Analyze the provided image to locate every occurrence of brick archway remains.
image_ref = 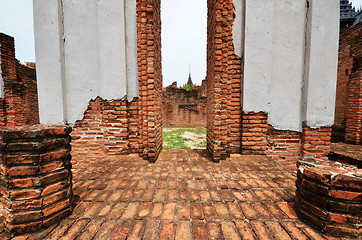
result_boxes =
[135,0,339,165]
[136,0,242,162]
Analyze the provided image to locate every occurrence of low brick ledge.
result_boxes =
[0,124,73,236]
[295,158,362,239]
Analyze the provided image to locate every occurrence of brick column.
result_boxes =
[0,33,26,126]
[137,0,163,162]
[296,158,361,238]
[345,58,362,144]
[301,123,331,160]
[207,0,240,161]
[0,125,73,235]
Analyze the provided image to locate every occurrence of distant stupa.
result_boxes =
[187,71,193,88]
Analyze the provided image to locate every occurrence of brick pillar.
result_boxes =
[0,125,73,235]
[241,112,268,155]
[0,99,5,127]
[301,123,331,160]
[0,33,26,126]
[137,0,163,162]
[207,0,239,161]
[345,57,362,144]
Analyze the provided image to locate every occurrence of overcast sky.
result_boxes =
[0,0,361,87]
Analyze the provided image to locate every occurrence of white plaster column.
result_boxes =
[232,0,244,58]
[125,0,139,100]
[269,0,306,131]
[33,0,66,124]
[302,0,340,128]
[98,0,128,100]
[243,0,274,113]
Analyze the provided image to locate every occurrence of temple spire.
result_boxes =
[187,67,193,88]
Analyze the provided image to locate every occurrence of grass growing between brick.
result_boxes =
[163,127,206,149]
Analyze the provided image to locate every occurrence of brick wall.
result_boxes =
[241,112,268,155]
[71,97,139,167]
[266,127,301,171]
[162,83,206,127]
[0,33,39,127]
[16,63,39,125]
[206,0,242,161]
[301,123,331,160]
[335,22,362,144]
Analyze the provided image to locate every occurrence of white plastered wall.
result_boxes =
[242,0,274,114]
[303,0,340,128]
[33,0,138,125]
[33,0,66,124]
[235,0,339,132]
[269,0,306,131]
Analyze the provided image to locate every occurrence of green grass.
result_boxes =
[163,127,206,149]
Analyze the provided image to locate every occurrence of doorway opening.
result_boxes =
[161,0,207,150]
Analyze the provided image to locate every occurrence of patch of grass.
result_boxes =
[163,127,206,149]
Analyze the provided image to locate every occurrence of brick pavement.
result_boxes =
[330,142,362,162]
[0,149,350,239]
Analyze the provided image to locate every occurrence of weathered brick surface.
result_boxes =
[242,112,268,155]
[0,125,73,236]
[0,149,337,239]
[330,142,362,168]
[335,22,362,144]
[296,158,362,239]
[137,0,162,162]
[301,123,332,160]
[0,33,39,127]
[162,82,206,127]
[207,0,242,161]
[71,97,140,167]
[266,127,301,171]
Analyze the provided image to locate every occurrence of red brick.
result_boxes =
[192,220,209,239]
[159,221,176,240]
[175,221,191,240]
[220,221,241,240]
[234,221,257,240]
[143,220,161,240]
[77,219,105,240]
[110,220,132,240]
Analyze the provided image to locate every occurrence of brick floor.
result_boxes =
[0,149,351,239]
[331,142,362,161]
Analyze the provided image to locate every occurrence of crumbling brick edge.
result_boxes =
[295,158,361,239]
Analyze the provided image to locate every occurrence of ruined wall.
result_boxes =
[34,0,162,162]
[162,84,206,127]
[71,97,139,167]
[0,33,39,127]
[335,22,362,144]
[34,0,339,163]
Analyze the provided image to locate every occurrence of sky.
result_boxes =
[0,0,361,87]
[161,0,207,87]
